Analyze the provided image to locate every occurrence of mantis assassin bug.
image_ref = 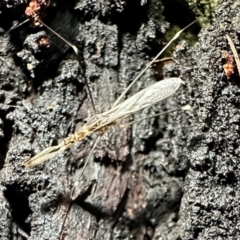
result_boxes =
[23,21,196,200]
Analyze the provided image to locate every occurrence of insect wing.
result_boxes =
[99,77,182,124]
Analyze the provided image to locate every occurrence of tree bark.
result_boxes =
[0,0,239,240]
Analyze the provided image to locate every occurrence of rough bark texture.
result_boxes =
[0,0,239,240]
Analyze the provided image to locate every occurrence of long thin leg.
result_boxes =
[59,135,101,239]
[70,135,101,200]
[59,201,73,240]
[7,19,97,116]
[40,21,97,116]
[112,20,197,107]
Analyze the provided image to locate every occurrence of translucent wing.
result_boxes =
[96,78,182,125]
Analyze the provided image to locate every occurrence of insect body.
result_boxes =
[23,77,182,168]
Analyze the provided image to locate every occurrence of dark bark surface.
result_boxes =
[0,0,239,239]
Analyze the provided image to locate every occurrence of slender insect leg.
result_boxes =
[112,20,197,107]
[70,135,102,200]
[40,21,98,116]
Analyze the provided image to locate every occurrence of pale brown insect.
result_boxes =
[20,19,196,239]
[23,20,196,171]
